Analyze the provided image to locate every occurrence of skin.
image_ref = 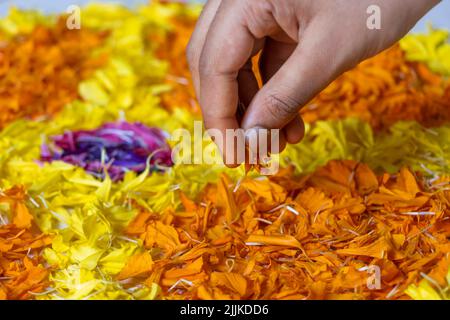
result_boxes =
[187,0,441,166]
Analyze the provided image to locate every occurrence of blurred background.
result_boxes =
[0,0,449,32]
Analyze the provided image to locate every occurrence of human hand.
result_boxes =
[187,0,440,166]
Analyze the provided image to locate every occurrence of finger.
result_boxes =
[246,127,287,166]
[237,61,258,123]
[237,39,265,122]
[198,1,255,166]
[259,38,296,84]
[259,39,302,145]
[241,25,346,131]
[276,130,287,154]
[283,115,305,144]
[186,0,222,99]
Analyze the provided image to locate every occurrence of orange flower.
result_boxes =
[117,251,154,281]
[151,15,200,114]
[0,186,52,300]
[121,160,449,300]
[0,186,33,229]
[0,186,51,300]
[300,45,450,130]
[0,18,107,128]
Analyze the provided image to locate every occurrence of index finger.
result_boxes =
[198,1,255,165]
[186,0,222,99]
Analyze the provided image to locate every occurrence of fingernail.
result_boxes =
[245,126,268,165]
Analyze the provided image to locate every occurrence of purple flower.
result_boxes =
[41,122,173,181]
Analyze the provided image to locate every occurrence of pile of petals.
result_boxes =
[0,18,108,129]
[41,122,173,181]
[0,186,52,300]
[281,118,450,176]
[300,42,450,130]
[0,2,449,301]
[155,16,200,114]
[400,27,450,76]
[406,269,450,300]
[121,160,450,300]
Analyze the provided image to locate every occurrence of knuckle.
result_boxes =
[265,92,300,121]
[243,0,275,37]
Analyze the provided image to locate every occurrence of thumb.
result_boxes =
[241,33,345,131]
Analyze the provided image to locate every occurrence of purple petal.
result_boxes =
[40,122,174,181]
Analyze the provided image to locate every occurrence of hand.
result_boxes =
[187,0,440,166]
